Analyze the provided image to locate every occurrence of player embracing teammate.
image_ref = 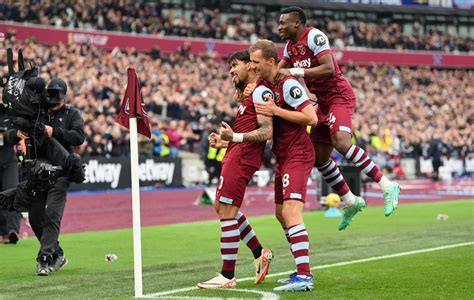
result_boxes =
[198,6,401,292]
[250,40,318,292]
[198,43,318,292]
[197,50,274,289]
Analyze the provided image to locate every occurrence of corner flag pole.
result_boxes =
[129,117,143,298]
[115,68,151,298]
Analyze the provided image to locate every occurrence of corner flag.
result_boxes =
[115,67,149,298]
[116,68,151,138]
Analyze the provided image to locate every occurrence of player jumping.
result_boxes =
[278,6,400,230]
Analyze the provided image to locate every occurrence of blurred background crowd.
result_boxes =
[0,1,472,180]
[0,0,472,52]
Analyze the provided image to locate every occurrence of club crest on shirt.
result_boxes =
[296,45,306,55]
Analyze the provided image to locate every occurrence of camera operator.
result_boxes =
[9,78,86,276]
[0,112,21,244]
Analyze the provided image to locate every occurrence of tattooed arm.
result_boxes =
[242,114,272,142]
[220,114,272,143]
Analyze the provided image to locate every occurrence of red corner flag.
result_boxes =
[115,68,151,138]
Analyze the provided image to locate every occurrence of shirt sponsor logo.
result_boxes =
[262,90,274,102]
[290,86,303,99]
[238,105,247,115]
[293,58,311,68]
[314,34,326,46]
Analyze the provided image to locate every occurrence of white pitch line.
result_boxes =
[141,288,275,299]
[143,241,474,298]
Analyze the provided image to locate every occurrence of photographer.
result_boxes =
[0,112,21,244]
[8,78,85,276]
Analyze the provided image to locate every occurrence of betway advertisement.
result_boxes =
[1,22,473,68]
[70,156,182,191]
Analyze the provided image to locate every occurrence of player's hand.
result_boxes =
[255,100,278,117]
[16,130,29,140]
[243,82,256,98]
[44,125,53,138]
[209,132,224,148]
[233,89,244,103]
[219,121,235,141]
[278,68,292,76]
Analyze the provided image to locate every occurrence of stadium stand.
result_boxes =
[0,1,472,52]
[1,36,471,175]
[0,1,472,180]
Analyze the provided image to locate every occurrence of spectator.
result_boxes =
[0,2,472,52]
[1,36,471,178]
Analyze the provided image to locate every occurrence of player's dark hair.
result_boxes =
[249,39,279,63]
[228,50,251,65]
[281,6,307,25]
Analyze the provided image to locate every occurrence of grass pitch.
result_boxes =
[0,200,473,299]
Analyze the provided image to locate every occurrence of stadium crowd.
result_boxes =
[0,1,472,52]
[1,37,472,175]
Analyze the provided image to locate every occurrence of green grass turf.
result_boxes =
[0,200,472,299]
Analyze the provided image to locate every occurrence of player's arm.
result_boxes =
[282,29,335,78]
[244,114,272,142]
[255,79,317,126]
[256,100,316,126]
[220,115,272,143]
[297,54,334,78]
[278,59,291,69]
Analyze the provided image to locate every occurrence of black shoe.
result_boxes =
[8,232,19,244]
[37,260,50,276]
[49,255,68,272]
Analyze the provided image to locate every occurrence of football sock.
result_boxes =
[288,223,311,276]
[236,211,263,259]
[220,218,239,279]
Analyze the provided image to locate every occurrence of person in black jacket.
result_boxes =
[9,78,85,276]
[0,113,21,244]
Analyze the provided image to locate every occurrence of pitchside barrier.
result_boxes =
[70,156,182,191]
[319,164,362,203]
[71,156,473,192]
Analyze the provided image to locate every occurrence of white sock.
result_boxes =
[341,191,356,206]
[378,175,394,191]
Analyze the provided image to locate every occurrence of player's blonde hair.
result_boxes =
[249,39,279,63]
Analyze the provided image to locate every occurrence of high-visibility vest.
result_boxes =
[216,148,226,162]
[161,133,170,156]
[207,146,226,161]
[207,146,218,160]
[370,135,382,149]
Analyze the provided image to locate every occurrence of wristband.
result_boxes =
[232,133,244,142]
[289,68,305,77]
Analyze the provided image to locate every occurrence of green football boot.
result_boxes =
[384,182,400,216]
[339,197,366,231]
